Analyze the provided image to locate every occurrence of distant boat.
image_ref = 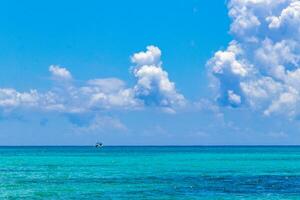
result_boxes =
[95,142,103,148]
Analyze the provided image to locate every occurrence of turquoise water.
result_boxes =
[1,146,300,199]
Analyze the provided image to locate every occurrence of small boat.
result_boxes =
[95,142,103,148]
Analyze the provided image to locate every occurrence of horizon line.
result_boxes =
[1,145,300,147]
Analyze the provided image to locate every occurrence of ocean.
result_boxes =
[0,146,300,199]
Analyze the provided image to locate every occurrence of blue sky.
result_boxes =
[1,0,300,145]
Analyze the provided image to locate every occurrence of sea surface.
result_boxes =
[0,146,300,199]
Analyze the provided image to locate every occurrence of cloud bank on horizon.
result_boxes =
[0,46,185,114]
[208,0,300,118]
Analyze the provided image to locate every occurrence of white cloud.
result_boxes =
[131,45,161,66]
[264,88,299,117]
[0,89,39,108]
[0,88,69,112]
[49,65,72,80]
[132,46,186,112]
[0,77,140,113]
[81,79,141,110]
[209,41,249,77]
[228,90,241,106]
[267,1,300,30]
[0,46,185,114]
[228,0,290,39]
[87,78,126,93]
[208,0,300,118]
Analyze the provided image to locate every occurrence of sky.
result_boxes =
[1,0,300,145]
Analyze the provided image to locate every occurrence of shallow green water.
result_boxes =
[1,146,300,199]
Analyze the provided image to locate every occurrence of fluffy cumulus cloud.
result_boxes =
[208,0,300,118]
[0,89,40,108]
[131,46,186,112]
[0,67,140,113]
[0,46,185,114]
